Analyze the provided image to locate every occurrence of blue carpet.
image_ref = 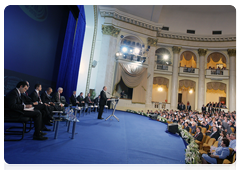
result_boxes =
[4,110,186,164]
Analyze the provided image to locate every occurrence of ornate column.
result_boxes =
[197,49,207,111]
[145,37,158,109]
[170,46,181,110]
[95,25,121,95]
[227,49,236,112]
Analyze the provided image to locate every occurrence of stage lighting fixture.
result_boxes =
[121,47,128,53]
[163,55,168,60]
[158,87,163,92]
[116,52,120,56]
[130,49,133,53]
[134,48,140,55]
[189,89,193,94]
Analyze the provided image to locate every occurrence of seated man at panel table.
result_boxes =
[41,87,65,112]
[84,93,94,111]
[29,83,54,126]
[76,92,85,107]
[52,87,66,108]
[21,82,52,128]
[5,81,48,140]
[69,91,80,106]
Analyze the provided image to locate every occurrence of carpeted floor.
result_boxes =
[4,109,186,164]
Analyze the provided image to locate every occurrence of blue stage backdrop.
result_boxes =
[4,5,69,94]
[56,5,86,102]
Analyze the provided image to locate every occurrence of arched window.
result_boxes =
[180,51,197,68]
[207,52,226,69]
[155,48,172,65]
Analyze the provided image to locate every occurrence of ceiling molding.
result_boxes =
[99,7,236,43]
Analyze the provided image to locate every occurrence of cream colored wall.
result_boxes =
[206,89,226,104]
[205,79,229,107]
[153,74,172,103]
[178,77,198,111]
[152,84,168,102]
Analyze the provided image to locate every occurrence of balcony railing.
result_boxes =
[154,64,172,73]
[179,67,199,77]
[205,69,229,79]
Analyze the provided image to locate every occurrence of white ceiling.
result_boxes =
[99,5,236,36]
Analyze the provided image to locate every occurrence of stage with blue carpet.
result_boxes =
[4,110,186,164]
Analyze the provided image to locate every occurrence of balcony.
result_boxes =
[205,69,229,79]
[154,64,172,75]
[179,67,199,77]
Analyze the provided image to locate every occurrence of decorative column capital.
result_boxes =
[147,37,158,47]
[172,46,181,54]
[102,25,121,37]
[227,49,236,57]
[198,49,207,56]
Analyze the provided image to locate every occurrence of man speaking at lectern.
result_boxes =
[98,86,110,120]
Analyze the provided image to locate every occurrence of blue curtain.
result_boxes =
[56,5,86,101]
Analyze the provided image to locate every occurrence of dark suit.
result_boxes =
[194,132,203,141]
[98,90,108,119]
[52,92,61,104]
[30,90,42,103]
[41,92,64,111]
[202,106,206,113]
[209,131,220,140]
[77,95,85,107]
[70,94,78,106]
[208,107,214,112]
[28,90,53,122]
[184,126,190,132]
[187,105,191,111]
[5,88,44,135]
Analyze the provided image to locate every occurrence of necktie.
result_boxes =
[38,92,42,102]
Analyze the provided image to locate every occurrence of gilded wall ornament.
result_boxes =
[172,46,181,54]
[102,25,121,37]
[198,49,207,56]
[147,37,158,47]
[227,49,236,57]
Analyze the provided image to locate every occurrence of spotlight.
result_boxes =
[189,89,193,94]
[134,48,140,55]
[129,49,133,53]
[163,55,168,60]
[158,87,163,92]
[116,52,120,56]
[121,47,128,53]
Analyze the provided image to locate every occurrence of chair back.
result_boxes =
[213,141,218,147]
[202,127,207,134]
[204,135,210,144]
[231,127,235,133]
[189,127,192,133]
[208,125,212,130]
[208,138,216,146]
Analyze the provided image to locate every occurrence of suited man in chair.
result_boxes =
[5,81,48,140]
[41,87,64,111]
[194,126,203,141]
[77,92,85,107]
[70,91,80,106]
[30,84,53,126]
[52,87,65,107]
[98,86,111,119]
